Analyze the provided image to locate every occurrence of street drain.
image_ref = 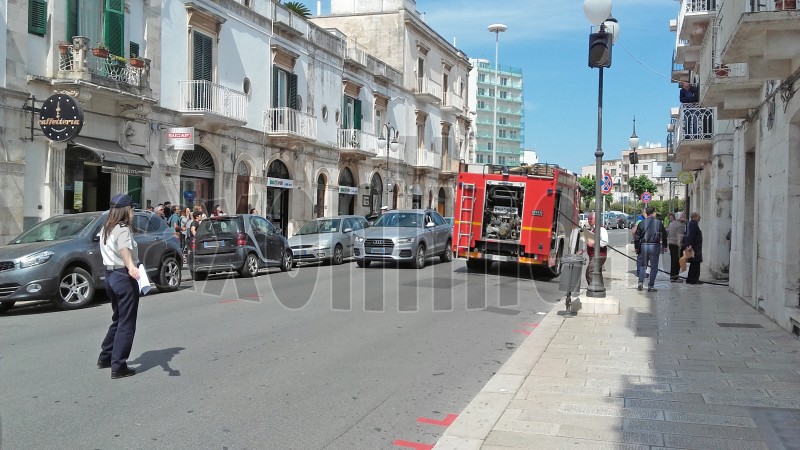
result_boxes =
[717,322,763,328]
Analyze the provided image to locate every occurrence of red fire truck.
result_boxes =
[453,163,581,276]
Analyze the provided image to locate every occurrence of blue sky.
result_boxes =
[300,0,680,173]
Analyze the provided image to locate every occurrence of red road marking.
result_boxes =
[393,440,433,450]
[246,294,260,299]
[520,323,539,327]
[514,329,532,335]
[417,413,458,427]
[219,299,241,304]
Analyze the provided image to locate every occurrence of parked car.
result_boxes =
[188,214,293,280]
[444,216,455,228]
[612,212,629,229]
[0,210,183,314]
[603,212,618,229]
[288,215,369,266]
[579,213,589,229]
[622,214,635,228]
[353,209,453,269]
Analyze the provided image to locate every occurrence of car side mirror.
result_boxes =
[426,222,436,228]
[344,228,353,233]
[93,233,101,242]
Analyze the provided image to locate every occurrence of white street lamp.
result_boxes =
[488,23,507,166]
[377,124,400,208]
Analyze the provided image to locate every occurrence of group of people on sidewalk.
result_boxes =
[578,207,704,292]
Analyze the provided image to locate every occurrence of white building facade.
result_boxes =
[0,0,470,244]
[670,0,800,332]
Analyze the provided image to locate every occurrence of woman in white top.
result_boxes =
[98,194,141,379]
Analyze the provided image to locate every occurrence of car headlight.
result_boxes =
[395,237,415,244]
[19,250,55,268]
[355,236,365,243]
[316,240,330,248]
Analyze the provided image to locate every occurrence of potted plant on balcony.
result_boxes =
[775,0,796,10]
[92,43,109,58]
[57,41,71,55]
[714,64,729,77]
[129,56,145,68]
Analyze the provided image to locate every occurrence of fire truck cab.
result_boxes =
[453,163,580,277]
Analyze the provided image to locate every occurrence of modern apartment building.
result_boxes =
[670,0,800,332]
[467,59,524,166]
[0,0,470,244]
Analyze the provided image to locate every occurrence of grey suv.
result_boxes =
[0,211,183,313]
[188,214,293,280]
[353,209,453,269]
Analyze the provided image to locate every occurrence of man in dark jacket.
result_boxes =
[634,206,668,292]
[684,212,703,284]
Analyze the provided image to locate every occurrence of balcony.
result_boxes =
[413,77,442,104]
[56,37,153,100]
[273,3,309,37]
[373,59,403,85]
[345,39,369,68]
[673,103,714,171]
[178,80,248,129]
[440,156,461,176]
[676,0,717,44]
[338,129,377,158]
[717,0,800,80]
[414,149,441,172]
[698,22,762,119]
[263,107,317,146]
[440,92,464,113]
[308,24,345,58]
[672,49,691,81]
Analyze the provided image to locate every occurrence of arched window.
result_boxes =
[316,174,327,218]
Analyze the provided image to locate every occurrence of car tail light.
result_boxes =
[236,233,246,247]
[191,239,196,250]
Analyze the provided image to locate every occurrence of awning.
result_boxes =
[70,137,151,168]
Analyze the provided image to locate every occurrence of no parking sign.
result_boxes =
[601,173,613,194]
[640,191,652,204]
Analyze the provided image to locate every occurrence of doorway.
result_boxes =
[338,167,356,215]
[180,146,216,214]
[267,159,291,235]
[235,161,251,214]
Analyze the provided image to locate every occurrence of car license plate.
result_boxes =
[490,254,508,262]
[204,241,219,249]
[297,250,308,256]
[368,248,385,254]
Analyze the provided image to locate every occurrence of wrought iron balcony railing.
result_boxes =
[57,37,150,89]
[676,103,714,142]
[178,80,248,123]
[263,107,317,140]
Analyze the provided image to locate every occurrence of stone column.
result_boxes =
[47,142,67,216]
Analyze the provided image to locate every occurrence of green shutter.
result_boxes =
[129,42,140,58]
[353,99,362,130]
[29,0,48,37]
[104,0,124,56]
[67,0,78,41]
[288,73,298,110]
[272,67,279,107]
[193,32,212,81]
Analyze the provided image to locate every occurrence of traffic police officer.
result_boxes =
[97,194,141,379]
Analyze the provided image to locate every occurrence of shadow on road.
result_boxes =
[129,347,185,376]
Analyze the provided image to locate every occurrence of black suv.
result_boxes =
[0,211,183,313]
[188,214,293,280]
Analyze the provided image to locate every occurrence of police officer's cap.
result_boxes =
[110,194,136,208]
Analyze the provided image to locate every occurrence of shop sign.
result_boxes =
[166,127,195,151]
[39,94,84,142]
[183,191,196,201]
[652,162,682,178]
[338,186,358,195]
[267,177,293,189]
[101,165,151,177]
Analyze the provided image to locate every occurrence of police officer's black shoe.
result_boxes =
[111,367,136,379]
[97,360,111,369]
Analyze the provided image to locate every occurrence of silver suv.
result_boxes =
[353,209,453,269]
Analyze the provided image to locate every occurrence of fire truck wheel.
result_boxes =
[440,240,453,263]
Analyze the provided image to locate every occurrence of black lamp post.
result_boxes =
[377,124,400,208]
[584,0,619,299]
[629,116,640,208]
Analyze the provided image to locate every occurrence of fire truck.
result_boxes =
[453,163,581,276]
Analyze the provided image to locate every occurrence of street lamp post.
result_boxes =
[488,23,507,166]
[584,0,619,299]
[628,116,639,210]
[377,124,400,208]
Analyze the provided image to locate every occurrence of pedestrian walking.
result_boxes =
[685,212,704,284]
[634,206,668,292]
[631,208,647,278]
[583,212,608,287]
[667,212,687,282]
[98,194,141,379]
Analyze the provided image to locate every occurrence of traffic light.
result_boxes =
[629,152,639,165]
[588,31,612,68]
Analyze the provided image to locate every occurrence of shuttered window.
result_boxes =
[29,0,48,37]
[272,67,298,109]
[129,42,140,58]
[104,0,124,56]
[193,32,213,82]
[67,0,79,40]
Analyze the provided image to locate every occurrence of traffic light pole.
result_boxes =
[587,67,606,298]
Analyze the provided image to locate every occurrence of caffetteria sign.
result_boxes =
[38,94,84,142]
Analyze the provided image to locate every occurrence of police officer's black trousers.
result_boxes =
[99,269,140,372]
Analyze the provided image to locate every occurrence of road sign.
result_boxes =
[640,191,652,204]
[601,173,613,194]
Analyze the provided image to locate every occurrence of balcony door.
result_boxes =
[272,67,298,131]
[192,31,213,110]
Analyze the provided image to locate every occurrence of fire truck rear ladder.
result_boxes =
[456,183,476,256]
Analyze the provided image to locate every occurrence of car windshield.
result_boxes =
[295,219,341,235]
[372,212,424,228]
[197,217,242,236]
[11,214,98,244]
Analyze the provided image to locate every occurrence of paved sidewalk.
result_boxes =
[433,247,800,450]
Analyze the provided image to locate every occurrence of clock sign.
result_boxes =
[38,94,84,142]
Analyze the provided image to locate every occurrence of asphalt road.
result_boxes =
[0,257,565,449]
